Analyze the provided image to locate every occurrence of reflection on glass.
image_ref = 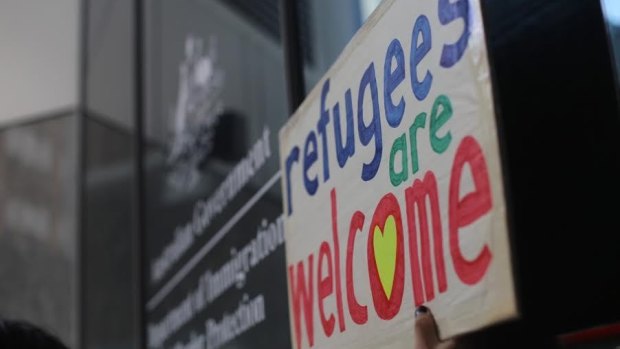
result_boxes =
[360,0,382,20]
[602,0,620,83]
[302,0,381,91]
[83,116,137,349]
[0,115,77,347]
[602,0,620,26]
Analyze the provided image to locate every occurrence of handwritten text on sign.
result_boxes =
[279,0,516,348]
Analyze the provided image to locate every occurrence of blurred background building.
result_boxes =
[0,1,383,348]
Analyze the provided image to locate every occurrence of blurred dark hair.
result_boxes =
[0,319,68,349]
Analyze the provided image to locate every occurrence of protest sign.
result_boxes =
[279,0,517,347]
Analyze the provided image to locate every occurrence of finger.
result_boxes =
[438,340,457,349]
[414,306,440,349]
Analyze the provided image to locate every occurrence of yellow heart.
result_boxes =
[373,215,397,299]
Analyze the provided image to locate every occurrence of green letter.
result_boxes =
[430,95,453,154]
[389,134,409,186]
[409,112,427,175]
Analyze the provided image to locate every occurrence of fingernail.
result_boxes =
[415,306,428,317]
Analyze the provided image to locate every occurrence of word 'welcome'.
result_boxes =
[288,136,493,349]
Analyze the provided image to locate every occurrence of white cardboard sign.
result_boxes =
[279,0,517,348]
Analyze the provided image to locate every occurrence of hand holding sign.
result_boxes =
[414,307,457,349]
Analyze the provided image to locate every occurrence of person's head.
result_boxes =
[0,319,68,349]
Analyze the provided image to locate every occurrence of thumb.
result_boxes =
[414,307,456,349]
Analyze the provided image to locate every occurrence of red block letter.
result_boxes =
[346,211,367,324]
[318,242,335,337]
[289,255,315,348]
[405,171,447,304]
[367,193,405,320]
[330,189,346,332]
[449,136,493,285]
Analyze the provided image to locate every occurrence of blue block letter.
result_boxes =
[357,63,383,181]
[438,0,470,68]
[410,15,433,101]
[384,39,406,127]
